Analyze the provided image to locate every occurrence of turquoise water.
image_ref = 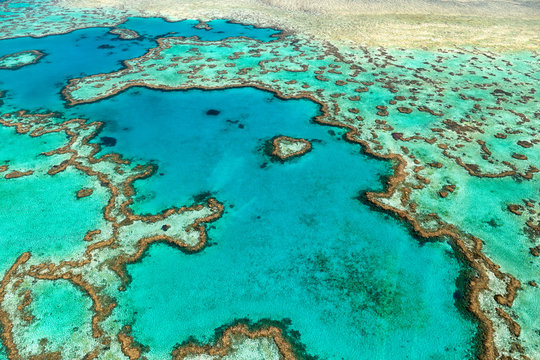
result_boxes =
[0,123,108,276]
[0,17,480,359]
[74,87,478,359]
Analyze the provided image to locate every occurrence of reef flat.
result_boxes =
[0,0,538,359]
[0,50,44,70]
[0,0,131,39]
[269,136,312,161]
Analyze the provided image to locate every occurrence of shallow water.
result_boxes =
[0,167,107,275]
[13,279,95,355]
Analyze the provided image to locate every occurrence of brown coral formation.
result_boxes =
[4,170,34,179]
[109,27,140,40]
[270,135,312,161]
[172,324,295,360]
[117,326,143,360]
[76,188,94,199]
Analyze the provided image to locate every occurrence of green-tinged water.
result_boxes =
[0,169,107,272]
[0,120,108,275]
[12,279,96,356]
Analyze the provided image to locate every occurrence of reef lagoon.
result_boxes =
[0,0,538,359]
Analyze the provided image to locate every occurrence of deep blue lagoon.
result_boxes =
[73,86,477,359]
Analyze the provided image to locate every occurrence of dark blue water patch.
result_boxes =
[72,86,478,359]
[99,136,117,146]
[206,109,220,115]
[116,17,281,42]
